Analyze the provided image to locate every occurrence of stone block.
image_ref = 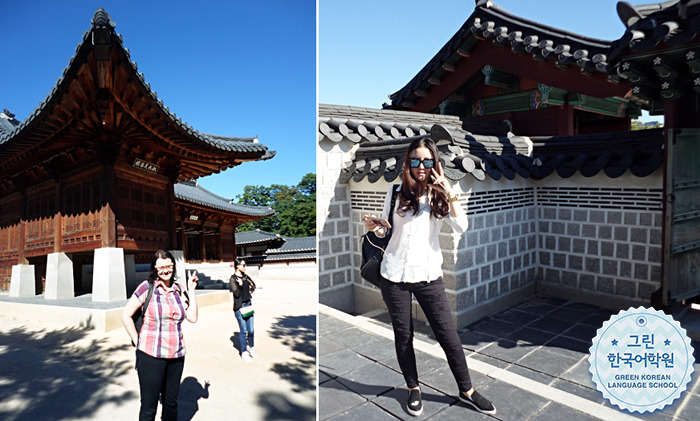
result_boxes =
[559,237,571,252]
[9,265,35,297]
[585,257,601,273]
[582,224,596,238]
[631,228,648,243]
[92,248,127,302]
[616,243,630,259]
[587,240,599,255]
[601,242,615,257]
[614,227,629,241]
[634,263,649,281]
[607,212,622,224]
[566,223,580,236]
[45,252,74,300]
[568,255,583,270]
[573,239,586,253]
[616,279,636,297]
[553,253,566,268]
[558,208,572,221]
[598,225,612,239]
[574,210,588,222]
[590,210,605,223]
[632,245,646,260]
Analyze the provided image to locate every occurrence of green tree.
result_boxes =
[236,173,316,237]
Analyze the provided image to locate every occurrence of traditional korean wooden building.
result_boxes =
[0,9,274,298]
[319,0,700,324]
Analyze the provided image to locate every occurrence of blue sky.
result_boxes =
[319,0,658,122]
[1,0,316,199]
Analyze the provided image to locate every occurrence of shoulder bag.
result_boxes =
[360,185,399,287]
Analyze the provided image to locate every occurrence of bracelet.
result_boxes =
[447,195,458,203]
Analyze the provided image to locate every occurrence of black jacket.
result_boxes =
[229,273,256,311]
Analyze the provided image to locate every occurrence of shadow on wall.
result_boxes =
[0,325,135,421]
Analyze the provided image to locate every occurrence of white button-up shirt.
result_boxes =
[379,185,469,283]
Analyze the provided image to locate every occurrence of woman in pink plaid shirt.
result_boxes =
[122,250,199,421]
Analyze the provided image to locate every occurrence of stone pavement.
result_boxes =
[319,296,700,420]
[0,276,316,421]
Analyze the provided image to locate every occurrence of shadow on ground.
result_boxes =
[257,391,316,421]
[178,376,210,421]
[0,324,135,421]
[267,314,316,393]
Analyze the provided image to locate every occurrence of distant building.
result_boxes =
[235,230,316,266]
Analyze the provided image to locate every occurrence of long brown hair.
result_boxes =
[397,137,449,218]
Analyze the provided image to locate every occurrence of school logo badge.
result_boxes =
[588,307,694,413]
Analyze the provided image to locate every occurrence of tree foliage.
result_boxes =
[235,173,316,237]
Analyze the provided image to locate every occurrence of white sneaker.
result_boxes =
[241,351,253,363]
[248,347,257,359]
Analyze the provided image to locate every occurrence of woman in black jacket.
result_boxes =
[230,258,257,362]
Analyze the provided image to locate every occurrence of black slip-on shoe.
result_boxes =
[459,390,496,415]
[407,388,423,416]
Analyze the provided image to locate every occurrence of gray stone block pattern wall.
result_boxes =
[351,187,539,320]
[319,185,355,310]
[536,186,663,304]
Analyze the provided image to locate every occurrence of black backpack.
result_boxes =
[132,281,155,339]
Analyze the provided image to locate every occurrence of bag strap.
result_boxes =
[142,281,155,313]
[387,184,399,227]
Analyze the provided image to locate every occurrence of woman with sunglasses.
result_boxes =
[363,137,496,416]
[230,258,257,362]
[121,249,199,421]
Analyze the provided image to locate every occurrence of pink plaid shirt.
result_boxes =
[134,280,187,359]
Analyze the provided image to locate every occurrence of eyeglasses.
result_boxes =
[239,263,246,266]
[409,158,435,169]
[155,265,173,273]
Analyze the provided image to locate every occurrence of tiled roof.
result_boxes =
[0,110,20,137]
[174,181,275,217]
[319,104,510,144]
[0,8,273,163]
[264,253,316,262]
[234,230,283,246]
[321,104,663,182]
[389,1,620,110]
[266,236,316,254]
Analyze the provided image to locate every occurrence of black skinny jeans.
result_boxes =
[136,350,185,421]
[380,277,472,393]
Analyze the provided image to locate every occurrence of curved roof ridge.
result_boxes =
[483,1,613,46]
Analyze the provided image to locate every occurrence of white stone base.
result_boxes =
[92,248,127,302]
[45,253,74,300]
[169,250,186,286]
[9,265,35,297]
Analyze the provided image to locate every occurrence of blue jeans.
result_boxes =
[235,302,255,352]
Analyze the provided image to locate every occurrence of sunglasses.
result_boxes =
[409,158,435,169]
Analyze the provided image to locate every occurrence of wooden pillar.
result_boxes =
[18,190,27,264]
[200,227,207,262]
[166,182,177,250]
[216,224,223,261]
[54,178,63,253]
[100,164,116,247]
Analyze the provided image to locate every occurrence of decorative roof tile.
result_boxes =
[321,104,663,182]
